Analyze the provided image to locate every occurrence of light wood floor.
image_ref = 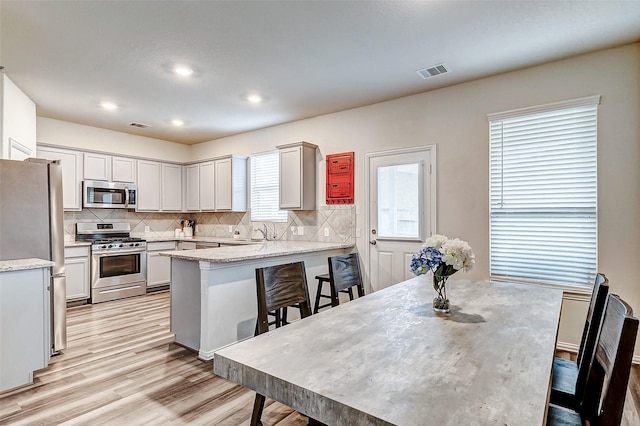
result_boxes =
[1,291,639,425]
[0,291,306,425]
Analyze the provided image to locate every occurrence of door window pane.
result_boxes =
[377,163,420,238]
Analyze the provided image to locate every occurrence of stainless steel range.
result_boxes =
[76,223,147,303]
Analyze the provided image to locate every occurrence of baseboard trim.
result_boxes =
[556,341,640,365]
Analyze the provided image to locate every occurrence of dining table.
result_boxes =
[213,275,563,425]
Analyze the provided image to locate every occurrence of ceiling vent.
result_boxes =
[129,122,151,129]
[416,63,449,79]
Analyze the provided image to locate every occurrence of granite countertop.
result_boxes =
[64,236,254,247]
[64,240,92,247]
[0,258,55,272]
[160,240,354,263]
[143,235,255,245]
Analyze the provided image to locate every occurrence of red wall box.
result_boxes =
[326,152,354,204]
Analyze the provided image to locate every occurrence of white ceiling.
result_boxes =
[2,1,639,145]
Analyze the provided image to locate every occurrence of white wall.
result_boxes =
[2,75,36,159]
[190,43,640,354]
[37,117,191,163]
[37,43,640,356]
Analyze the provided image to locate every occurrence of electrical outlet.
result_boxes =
[144,226,150,233]
[324,227,330,237]
[292,226,297,235]
[228,225,233,232]
[298,226,304,236]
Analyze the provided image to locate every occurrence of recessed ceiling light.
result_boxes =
[247,94,262,104]
[100,101,118,110]
[174,66,193,76]
[171,119,184,126]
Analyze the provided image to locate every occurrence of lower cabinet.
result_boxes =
[0,266,51,392]
[64,246,90,302]
[147,241,176,290]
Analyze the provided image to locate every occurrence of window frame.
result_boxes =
[488,95,600,292]
[250,150,288,223]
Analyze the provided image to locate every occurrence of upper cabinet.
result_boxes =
[199,161,215,211]
[161,163,182,211]
[183,155,247,212]
[37,146,84,211]
[136,160,161,211]
[185,164,200,211]
[83,153,136,182]
[136,160,182,212]
[112,156,136,183]
[1,75,37,161]
[34,143,248,213]
[277,142,317,210]
[215,155,247,212]
[83,153,111,181]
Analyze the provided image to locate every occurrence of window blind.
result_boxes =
[489,98,599,289]
[250,151,288,222]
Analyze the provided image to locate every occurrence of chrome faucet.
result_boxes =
[254,223,268,240]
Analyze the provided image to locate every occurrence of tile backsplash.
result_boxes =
[64,205,355,243]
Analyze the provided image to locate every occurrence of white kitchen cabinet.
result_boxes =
[111,156,136,183]
[214,155,247,212]
[138,160,182,212]
[146,241,176,290]
[64,245,90,302]
[136,160,161,211]
[37,146,84,211]
[84,153,136,183]
[0,265,51,392]
[83,152,111,181]
[277,142,317,210]
[199,161,215,211]
[185,164,200,211]
[162,163,182,211]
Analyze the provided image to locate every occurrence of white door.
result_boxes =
[366,146,436,292]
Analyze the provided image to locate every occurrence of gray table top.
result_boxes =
[214,276,563,426]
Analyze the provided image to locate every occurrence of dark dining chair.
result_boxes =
[547,294,638,426]
[551,273,609,409]
[313,253,365,314]
[251,261,312,426]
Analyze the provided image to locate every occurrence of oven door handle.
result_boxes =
[124,186,130,208]
[92,248,145,256]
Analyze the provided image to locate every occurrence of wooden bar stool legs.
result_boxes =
[313,274,332,314]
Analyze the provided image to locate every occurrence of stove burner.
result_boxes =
[90,237,145,244]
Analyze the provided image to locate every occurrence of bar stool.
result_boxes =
[251,261,313,425]
[313,273,333,314]
[311,253,365,315]
[328,253,364,308]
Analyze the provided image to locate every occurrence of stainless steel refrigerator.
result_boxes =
[0,158,67,354]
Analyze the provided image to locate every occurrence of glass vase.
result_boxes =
[432,275,450,313]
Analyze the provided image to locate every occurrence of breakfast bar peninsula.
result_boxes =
[161,241,353,360]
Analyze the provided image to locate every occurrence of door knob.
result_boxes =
[369,240,377,245]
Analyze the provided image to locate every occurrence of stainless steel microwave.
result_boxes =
[83,180,137,209]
